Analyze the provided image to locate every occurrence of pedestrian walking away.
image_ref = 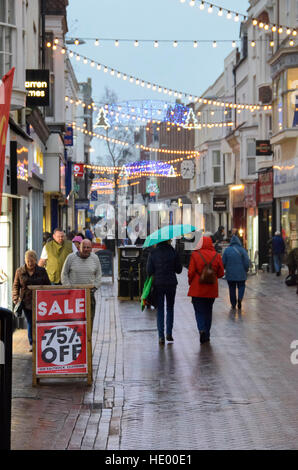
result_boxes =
[12,250,50,351]
[38,228,74,284]
[270,231,286,276]
[222,235,250,310]
[146,240,182,345]
[188,236,224,344]
[61,239,102,325]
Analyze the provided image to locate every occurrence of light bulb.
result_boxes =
[173,40,178,47]
[293,30,297,36]
[115,40,119,47]
[199,1,204,10]
[189,0,195,6]
[234,14,239,22]
[154,40,159,48]
[208,5,213,13]
[289,39,295,46]
[213,41,217,48]
[218,8,223,16]
[76,54,80,61]
[252,19,258,26]
[287,28,291,35]
[227,11,232,19]
[134,40,139,47]
[193,40,198,48]
[74,39,79,45]
[272,25,277,32]
[264,24,269,30]
[278,27,283,34]
[270,40,274,47]
[95,39,99,46]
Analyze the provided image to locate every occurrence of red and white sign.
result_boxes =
[35,289,88,376]
[73,163,84,178]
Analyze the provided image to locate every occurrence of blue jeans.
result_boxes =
[273,254,282,273]
[156,286,177,339]
[192,298,215,339]
[227,281,246,307]
[23,308,32,346]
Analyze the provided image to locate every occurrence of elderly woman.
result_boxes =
[13,250,50,351]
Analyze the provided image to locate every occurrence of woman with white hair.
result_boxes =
[13,250,50,351]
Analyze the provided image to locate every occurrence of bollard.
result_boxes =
[0,308,13,450]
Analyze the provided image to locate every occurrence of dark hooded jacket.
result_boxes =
[222,235,250,281]
[146,241,182,287]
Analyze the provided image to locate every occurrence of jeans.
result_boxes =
[273,253,282,273]
[23,308,32,346]
[156,285,177,339]
[227,281,246,307]
[192,297,215,339]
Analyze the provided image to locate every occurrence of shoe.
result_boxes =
[231,305,236,310]
[166,335,174,343]
[29,346,32,352]
[159,337,165,345]
[237,300,242,309]
[200,331,207,344]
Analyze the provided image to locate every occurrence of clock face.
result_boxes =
[181,160,195,179]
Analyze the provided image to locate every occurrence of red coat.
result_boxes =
[188,237,225,298]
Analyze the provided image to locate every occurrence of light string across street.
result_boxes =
[50,42,273,109]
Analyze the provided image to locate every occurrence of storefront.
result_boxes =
[258,168,275,269]
[244,182,258,262]
[274,158,298,251]
[230,185,246,246]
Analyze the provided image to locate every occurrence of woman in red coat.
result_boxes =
[188,236,224,344]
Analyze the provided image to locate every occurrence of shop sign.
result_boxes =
[213,197,227,212]
[33,288,91,380]
[64,126,73,146]
[32,144,43,177]
[258,169,273,204]
[274,158,298,198]
[75,199,90,210]
[256,140,272,156]
[244,182,257,208]
[73,163,84,178]
[146,177,159,195]
[25,69,50,107]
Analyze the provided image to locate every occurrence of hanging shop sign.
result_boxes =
[258,169,273,204]
[256,140,272,156]
[73,163,84,178]
[25,70,50,107]
[31,286,92,385]
[213,197,227,212]
[64,126,73,146]
[244,182,257,208]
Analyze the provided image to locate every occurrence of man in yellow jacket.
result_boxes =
[38,228,73,284]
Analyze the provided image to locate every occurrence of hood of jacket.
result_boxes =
[200,236,214,251]
[229,235,242,247]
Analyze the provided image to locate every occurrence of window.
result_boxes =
[0,0,15,78]
[212,150,221,183]
[247,138,256,176]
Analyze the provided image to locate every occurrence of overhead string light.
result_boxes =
[58,45,273,110]
[179,0,297,36]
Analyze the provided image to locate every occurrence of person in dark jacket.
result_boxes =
[222,235,250,310]
[147,240,182,345]
[188,236,224,344]
[271,231,285,276]
[13,250,51,351]
[212,225,225,253]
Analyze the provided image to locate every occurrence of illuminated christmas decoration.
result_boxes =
[95,107,110,129]
[183,108,200,129]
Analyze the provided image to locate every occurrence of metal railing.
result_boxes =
[0,308,13,450]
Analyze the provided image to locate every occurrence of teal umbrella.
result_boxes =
[143,224,196,248]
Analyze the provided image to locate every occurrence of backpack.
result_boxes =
[197,252,218,284]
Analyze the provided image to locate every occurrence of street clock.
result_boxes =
[181,159,195,179]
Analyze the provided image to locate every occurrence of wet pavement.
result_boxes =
[11,268,298,450]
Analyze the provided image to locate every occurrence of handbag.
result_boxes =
[13,300,24,317]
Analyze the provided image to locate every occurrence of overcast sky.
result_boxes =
[67,0,250,104]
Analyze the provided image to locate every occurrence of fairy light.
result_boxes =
[65,46,272,110]
[208,4,213,13]
[134,40,139,47]
[193,40,198,48]
[218,8,223,16]
[95,39,99,46]
[115,39,119,47]
[250,40,256,47]
[74,38,80,45]
[173,40,178,47]
[154,40,159,48]
[232,40,236,48]
[234,13,239,22]
[226,11,232,19]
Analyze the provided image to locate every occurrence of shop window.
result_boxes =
[287,68,298,128]
[212,150,221,183]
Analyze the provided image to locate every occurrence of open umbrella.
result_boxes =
[143,223,196,248]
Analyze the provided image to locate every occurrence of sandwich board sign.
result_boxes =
[31,285,93,385]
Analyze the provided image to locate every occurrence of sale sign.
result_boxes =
[33,288,91,382]
[36,322,87,375]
